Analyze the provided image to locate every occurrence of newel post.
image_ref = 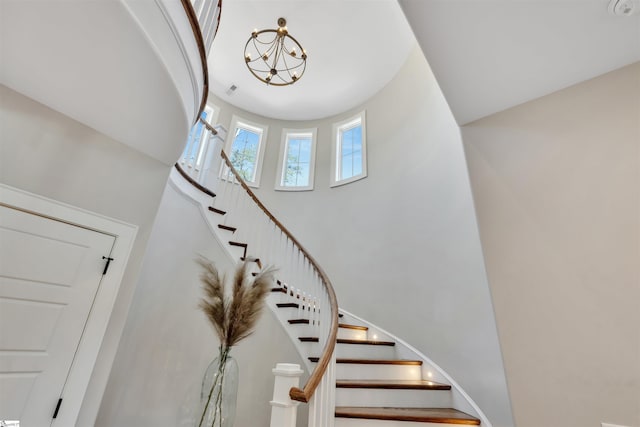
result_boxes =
[270,363,303,427]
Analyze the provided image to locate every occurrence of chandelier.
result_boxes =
[244,18,307,86]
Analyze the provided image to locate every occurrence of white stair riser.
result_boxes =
[299,342,397,359]
[277,306,317,319]
[338,328,368,340]
[335,388,452,408]
[335,419,476,427]
[286,323,323,340]
[336,343,396,360]
[336,363,422,381]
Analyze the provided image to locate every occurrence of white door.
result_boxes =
[0,204,116,427]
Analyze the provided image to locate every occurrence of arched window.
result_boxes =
[275,128,317,191]
[331,111,367,187]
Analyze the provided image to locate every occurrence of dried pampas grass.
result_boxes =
[198,257,276,348]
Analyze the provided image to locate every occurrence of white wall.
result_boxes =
[0,84,172,425]
[96,180,308,427]
[462,62,640,427]
[209,47,514,426]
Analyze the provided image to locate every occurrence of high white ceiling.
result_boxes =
[400,0,640,125]
[207,0,416,121]
[210,0,640,125]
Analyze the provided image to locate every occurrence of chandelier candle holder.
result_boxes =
[244,17,307,86]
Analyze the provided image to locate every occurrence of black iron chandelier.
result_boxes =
[244,18,307,86]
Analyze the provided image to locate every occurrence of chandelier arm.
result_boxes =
[279,43,305,80]
[263,41,279,69]
[270,35,286,73]
[253,30,278,45]
[279,45,292,76]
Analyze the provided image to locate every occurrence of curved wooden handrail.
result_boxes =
[199,117,218,135]
[174,163,216,198]
[219,150,339,403]
[180,0,212,124]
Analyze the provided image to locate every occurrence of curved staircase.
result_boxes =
[173,119,488,426]
[273,286,481,426]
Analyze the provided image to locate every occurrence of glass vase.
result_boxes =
[197,351,238,427]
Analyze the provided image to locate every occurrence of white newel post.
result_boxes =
[270,363,303,427]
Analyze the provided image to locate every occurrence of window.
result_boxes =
[201,103,219,125]
[223,115,268,187]
[276,128,317,191]
[331,111,367,187]
[181,104,217,170]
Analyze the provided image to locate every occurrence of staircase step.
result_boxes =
[335,379,453,408]
[271,287,287,293]
[339,339,396,360]
[336,378,455,409]
[338,339,395,346]
[340,323,368,331]
[309,358,423,381]
[339,323,368,340]
[300,337,397,359]
[336,380,450,390]
[228,241,247,248]
[208,206,226,215]
[335,407,480,425]
[309,358,421,365]
[289,319,310,325]
[217,224,236,233]
[298,338,395,346]
[277,303,300,309]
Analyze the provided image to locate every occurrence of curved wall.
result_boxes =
[95,180,308,427]
[1,0,198,165]
[208,46,514,426]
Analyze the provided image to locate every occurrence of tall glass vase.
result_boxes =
[197,349,238,427]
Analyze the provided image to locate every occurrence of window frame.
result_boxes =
[330,111,367,187]
[222,115,268,188]
[194,104,219,169]
[275,128,318,192]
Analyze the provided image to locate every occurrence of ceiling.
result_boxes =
[399,0,640,125]
[207,0,416,121]
[209,0,640,125]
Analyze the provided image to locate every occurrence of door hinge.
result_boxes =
[52,398,63,419]
[102,256,114,275]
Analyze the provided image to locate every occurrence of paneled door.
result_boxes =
[0,204,115,426]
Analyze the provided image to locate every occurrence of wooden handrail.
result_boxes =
[219,150,339,403]
[199,117,218,135]
[174,163,216,198]
[180,0,213,124]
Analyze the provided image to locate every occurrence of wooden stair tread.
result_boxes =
[217,224,236,232]
[271,287,287,293]
[309,357,422,365]
[338,338,395,346]
[298,337,395,346]
[277,303,300,308]
[228,241,247,248]
[336,379,451,390]
[208,206,226,215]
[339,323,368,331]
[335,407,480,425]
